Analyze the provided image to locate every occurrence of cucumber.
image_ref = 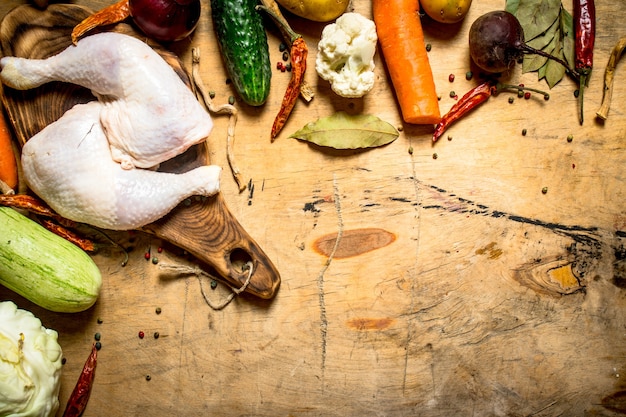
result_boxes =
[210,0,271,106]
[0,207,102,313]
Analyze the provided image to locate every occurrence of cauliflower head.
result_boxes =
[0,301,63,417]
[315,12,378,98]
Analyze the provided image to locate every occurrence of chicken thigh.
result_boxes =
[21,101,221,230]
[0,32,212,170]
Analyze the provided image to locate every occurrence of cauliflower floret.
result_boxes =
[0,301,63,417]
[315,13,378,98]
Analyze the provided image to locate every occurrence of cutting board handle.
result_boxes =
[143,193,280,299]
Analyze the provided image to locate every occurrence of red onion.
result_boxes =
[129,0,201,42]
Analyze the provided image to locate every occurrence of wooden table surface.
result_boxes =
[1,0,625,416]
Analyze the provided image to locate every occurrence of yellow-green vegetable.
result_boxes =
[0,207,102,313]
[421,0,472,23]
[275,0,349,22]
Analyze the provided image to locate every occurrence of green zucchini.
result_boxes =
[211,0,271,106]
[0,207,102,313]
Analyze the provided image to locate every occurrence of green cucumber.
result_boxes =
[0,207,102,313]
[211,0,271,106]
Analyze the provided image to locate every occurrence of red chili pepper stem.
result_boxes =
[577,72,589,124]
[496,83,550,99]
[256,5,299,44]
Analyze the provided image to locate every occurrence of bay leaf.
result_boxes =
[523,53,547,73]
[538,57,548,80]
[522,18,558,72]
[563,35,575,69]
[523,27,557,73]
[560,8,575,68]
[505,0,521,14]
[534,6,572,87]
[514,0,560,41]
[526,15,559,51]
[507,0,574,88]
[289,112,399,150]
[536,37,556,81]
[544,40,566,87]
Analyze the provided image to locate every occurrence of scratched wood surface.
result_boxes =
[0,0,625,416]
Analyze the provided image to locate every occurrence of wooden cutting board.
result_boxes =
[0,1,625,416]
[0,4,280,299]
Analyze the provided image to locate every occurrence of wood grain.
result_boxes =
[0,4,280,298]
[0,0,625,416]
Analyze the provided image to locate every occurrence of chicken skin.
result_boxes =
[1,32,212,170]
[0,32,221,230]
[20,101,221,230]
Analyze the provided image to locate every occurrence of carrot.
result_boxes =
[0,100,17,193]
[372,0,441,125]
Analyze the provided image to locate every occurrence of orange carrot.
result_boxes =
[373,0,441,125]
[0,102,17,192]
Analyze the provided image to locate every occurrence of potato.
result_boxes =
[276,0,349,22]
[421,0,472,24]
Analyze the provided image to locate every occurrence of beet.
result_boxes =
[469,10,572,74]
[130,0,201,42]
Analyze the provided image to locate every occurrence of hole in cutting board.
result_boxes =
[230,247,252,272]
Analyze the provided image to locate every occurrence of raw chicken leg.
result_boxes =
[0,32,212,170]
[21,101,221,230]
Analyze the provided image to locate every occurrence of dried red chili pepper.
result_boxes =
[0,194,97,251]
[257,1,308,141]
[0,194,59,219]
[40,219,96,252]
[71,0,130,45]
[433,81,550,142]
[62,344,98,417]
[271,36,307,140]
[433,81,495,142]
[574,0,595,125]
